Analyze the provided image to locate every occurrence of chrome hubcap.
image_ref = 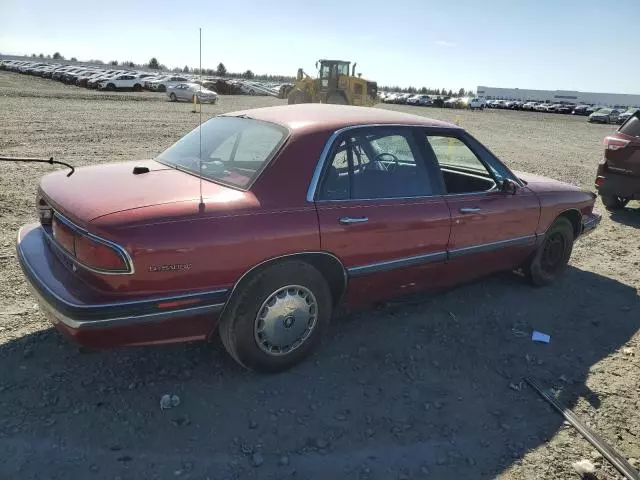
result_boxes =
[254,285,317,356]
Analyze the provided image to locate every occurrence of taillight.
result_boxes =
[75,234,128,272]
[50,213,131,273]
[603,136,629,151]
[52,216,76,254]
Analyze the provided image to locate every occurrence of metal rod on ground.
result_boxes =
[524,376,639,480]
[0,156,75,176]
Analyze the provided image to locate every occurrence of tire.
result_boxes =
[133,84,142,92]
[287,88,311,105]
[219,260,332,373]
[601,195,629,210]
[327,93,348,105]
[169,93,177,102]
[106,83,116,91]
[523,217,574,286]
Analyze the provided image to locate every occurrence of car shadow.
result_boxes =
[609,204,640,228]
[0,266,638,479]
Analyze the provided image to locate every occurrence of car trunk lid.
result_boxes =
[39,159,237,225]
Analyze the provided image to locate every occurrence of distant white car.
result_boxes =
[167,83,218,103]
[97,73,145,91]
[468,97,486,110]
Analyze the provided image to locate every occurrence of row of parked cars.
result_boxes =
[379,89,638,124]
[473,99,639,124]
[380,92,485,110]
[1,59,291,101]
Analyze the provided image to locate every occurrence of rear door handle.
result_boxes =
[339,216,369,225]
[459,207,481,214]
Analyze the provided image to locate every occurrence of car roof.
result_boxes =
[224,104,458,134]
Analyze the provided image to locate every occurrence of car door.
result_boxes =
[422,129,540,282]
[313,126,452,306]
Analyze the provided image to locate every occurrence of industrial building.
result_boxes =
[476,86,640,108]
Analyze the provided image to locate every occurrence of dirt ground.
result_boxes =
[0,71,638,480]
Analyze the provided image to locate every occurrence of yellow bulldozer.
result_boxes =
[280,59,378,106]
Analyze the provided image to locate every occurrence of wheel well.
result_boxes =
[227,253,347,309]
[558,209,581,238]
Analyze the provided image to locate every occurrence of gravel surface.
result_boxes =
[1,71,638,480]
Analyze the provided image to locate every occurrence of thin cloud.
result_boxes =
[436,40,456,47]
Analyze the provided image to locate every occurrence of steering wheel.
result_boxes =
[364,152,400,171]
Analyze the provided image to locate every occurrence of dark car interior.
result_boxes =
[320,132,496,200]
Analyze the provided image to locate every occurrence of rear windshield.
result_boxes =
[157,116,287,189]
[620,114,640,138]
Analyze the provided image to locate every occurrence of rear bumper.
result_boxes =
[17,223,227,348]
[595,163,640,199]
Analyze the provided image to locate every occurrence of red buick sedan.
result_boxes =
[17,104,600,372]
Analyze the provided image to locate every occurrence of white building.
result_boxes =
[477,86,640,108]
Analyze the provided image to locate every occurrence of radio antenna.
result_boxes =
[198,27,204,212]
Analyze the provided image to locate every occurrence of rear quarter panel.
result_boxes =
[88,130,329,296]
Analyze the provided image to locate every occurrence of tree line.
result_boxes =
[26,53,468,92]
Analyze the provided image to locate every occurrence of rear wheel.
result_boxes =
[106,83,116,91]
[219,261,332,373]
[133,84,142,92]
[523,217,574,286]
[601,195,629,210]
[169,93,177,102]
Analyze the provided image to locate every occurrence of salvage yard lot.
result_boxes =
[0,71,638,480]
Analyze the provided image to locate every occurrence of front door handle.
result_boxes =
[339,216,369,225]
[459,207,481,214]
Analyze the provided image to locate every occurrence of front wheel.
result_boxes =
[601,195,629,210]
[523,217,574,286]
[169,93,177,102]
[327,93,348,105]
[219,261,332,373]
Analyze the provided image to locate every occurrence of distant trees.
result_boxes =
[183,65,190,73]
[109,60,118,66]
[243,69,254,79]
[52,52,63,60]
[124,61,135,68]
[148,57,160,69]
[70,57,77,62]
[216,63,227,77]
[30,53,36,58]
[38,53,44,58]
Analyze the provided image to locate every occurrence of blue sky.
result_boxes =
[1,0,638,94]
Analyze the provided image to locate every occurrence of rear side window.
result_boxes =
[319,129,433,200]
[620,115,640,137]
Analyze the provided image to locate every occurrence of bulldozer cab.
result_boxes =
[317,60,350,92]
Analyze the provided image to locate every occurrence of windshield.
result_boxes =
[156,116,287,189]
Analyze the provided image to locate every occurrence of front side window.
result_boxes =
[319,129,432,200]
[157,117,287,189]
[426,136,497,194]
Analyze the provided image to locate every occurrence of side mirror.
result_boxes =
[501,178,518,195]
